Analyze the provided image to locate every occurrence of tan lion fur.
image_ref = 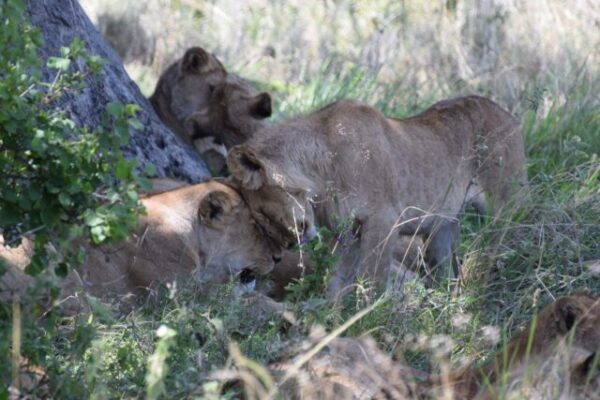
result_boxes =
[1,181,280,314]
[184,80,272,149]
[429,293,600,399]
[149,46,227,146]
[149,47,272,175]
[227,96,528,295]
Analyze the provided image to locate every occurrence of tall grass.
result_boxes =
[81,0,599,113]
[10,0,600,398]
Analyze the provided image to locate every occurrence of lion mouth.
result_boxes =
[239,268,256,293]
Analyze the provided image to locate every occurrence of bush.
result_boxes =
[0,0,145,394]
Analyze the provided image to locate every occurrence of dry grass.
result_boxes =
[81,0,599,113]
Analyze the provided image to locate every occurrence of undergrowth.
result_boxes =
[17,72,598,398]
[2,1,600,398]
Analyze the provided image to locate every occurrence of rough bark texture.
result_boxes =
[26,0,209,181]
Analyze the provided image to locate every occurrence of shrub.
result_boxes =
[0,0,145,394]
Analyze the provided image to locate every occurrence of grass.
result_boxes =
[14,82,598,396]
[5,0,600,398]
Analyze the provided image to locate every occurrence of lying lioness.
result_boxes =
[228,96,528,294]
[428,293,600,399]
[1,180,282,314]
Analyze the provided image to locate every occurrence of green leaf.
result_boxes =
[115,124,130,145]
[126,189,139,202]
[90,225,107,243]
[84,211,104,227]
[106,101,124,117]
[30,129,47,152]
[0,204,21,225]
[127,118,143,130]
[47,56,71,71]
[105,190,120,203]
[40,205,60,226]
[115,158,130,180]
[138,177,153,192]
[25,254,45,276]
[27,185,42,202]
[58,192,71,207]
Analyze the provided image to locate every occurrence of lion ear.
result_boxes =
[182,47,210,74]
[554,298,580,334]
[572,352,599,379]
[227,145,265,190]
[249,92,272,119]
[198,189,236,224]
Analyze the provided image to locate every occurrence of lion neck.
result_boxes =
[251,120,334,195]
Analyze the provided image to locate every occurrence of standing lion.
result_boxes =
[227,96,528,295]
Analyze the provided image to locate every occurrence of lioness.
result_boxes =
[429,293,600,399]
[227,96,528,294]
[1,180,282,313]
[149,47,272,174]
[149,46,227,146]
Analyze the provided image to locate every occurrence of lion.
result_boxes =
[184,80,272,175]
[149,46,227,146]
[428,293,600,399]
[227,96,528,295]
[149,47,272,174]
[184,80,272,149]
[1,180,282,314]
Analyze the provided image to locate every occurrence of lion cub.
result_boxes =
[228,96,529,295]
[149,47,271,174]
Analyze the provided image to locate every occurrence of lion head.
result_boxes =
[226,145,317,250]
[190,180,282,280]
[184,79,272,149]
[149,46,227,143]
[433,293,600,399]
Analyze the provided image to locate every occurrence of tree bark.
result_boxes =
[26,0,209,182]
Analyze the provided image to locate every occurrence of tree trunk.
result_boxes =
[26,0,209,182]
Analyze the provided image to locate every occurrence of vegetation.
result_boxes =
[0,0,146,396]
[2,0,600,398]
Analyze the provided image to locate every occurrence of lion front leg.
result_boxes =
[424,219,460,285]
[326,217,397,300]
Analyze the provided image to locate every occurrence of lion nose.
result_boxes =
[272,255,282,264]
